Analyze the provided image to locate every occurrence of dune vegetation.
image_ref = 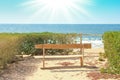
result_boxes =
[103,31,120,74]
[0,32,78,69]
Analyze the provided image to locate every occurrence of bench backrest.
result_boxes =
[35,43,91,49]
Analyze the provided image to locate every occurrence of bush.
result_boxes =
[0,35,19,69]
[19,35,38,55]
[18,32,78,55]
[99,52,105,61]
[103,31,120,74]
[0,32,77,54]
[100,68,107,73]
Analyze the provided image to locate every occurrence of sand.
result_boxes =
[26,48,104,80]
[0,48,120,80]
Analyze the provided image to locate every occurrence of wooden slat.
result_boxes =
[35,43,91,49]
[42,55,83,59]
[83,44,91,49]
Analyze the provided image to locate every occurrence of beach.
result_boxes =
[0,0,120,79]
[26,48,105,80]
[1,48,120,80]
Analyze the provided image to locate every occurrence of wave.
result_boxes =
[76,37,104,48]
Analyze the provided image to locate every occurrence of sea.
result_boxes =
[0,24,120,48]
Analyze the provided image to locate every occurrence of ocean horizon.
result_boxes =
[0,24,120,34]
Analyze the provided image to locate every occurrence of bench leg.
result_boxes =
[43,58,45,68]
[43,48,45,68]
[80,57,83,66]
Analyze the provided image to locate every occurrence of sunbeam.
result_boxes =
[21,0,93,23]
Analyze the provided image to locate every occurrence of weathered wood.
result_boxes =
[35,33,92,68]
[80,57,83,66]
[41,55,83,59]
[43,48,45,68]
[35,43,91,49]
[35,43,91,68]
[80,33,82,54]
[80,34,83,66]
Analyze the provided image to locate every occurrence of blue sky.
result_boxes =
[0,0,120,24]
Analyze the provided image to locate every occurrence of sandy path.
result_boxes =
[0,48,108,80]
[26,67,92,80]
[26,49,103,80]
[0,57,41,80]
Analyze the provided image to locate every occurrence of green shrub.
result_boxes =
[103,31,120,74]
[0,33,78,54]
[99,52,105,61]
[100,68,107,73]
[18,33,78,55]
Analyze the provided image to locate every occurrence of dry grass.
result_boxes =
[0,38,18,69]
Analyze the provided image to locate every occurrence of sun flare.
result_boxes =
[39,0,70,9]
[22,0,92,22]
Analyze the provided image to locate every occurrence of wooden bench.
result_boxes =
[35,43,91,68]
